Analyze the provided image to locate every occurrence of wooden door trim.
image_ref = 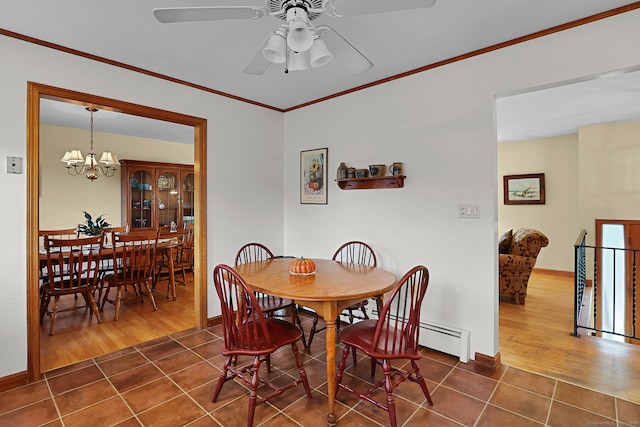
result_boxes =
[27,82,207,380]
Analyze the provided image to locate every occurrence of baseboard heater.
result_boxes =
[371,310,471,363]
[418,320,470,363]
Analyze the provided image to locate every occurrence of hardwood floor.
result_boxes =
[40,270,640,406]
[500,270,640,404]
[40,274,196,372]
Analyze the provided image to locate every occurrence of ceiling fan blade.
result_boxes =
[153,6,268,23]
[323,0,436,18]
[317,26,372,75]
[243,37,272,75]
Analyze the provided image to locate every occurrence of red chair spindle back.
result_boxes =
[213,264,272,353]
[235,243,274,266]
[372,266,429,356]
[332,241,377,267]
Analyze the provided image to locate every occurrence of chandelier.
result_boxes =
[60,107,119,181]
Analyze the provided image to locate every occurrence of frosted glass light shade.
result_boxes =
[310,38,333,67]
[288,51,310,71]
[262,32,286,63]
[286,8,313,53]
[287,19,313,52]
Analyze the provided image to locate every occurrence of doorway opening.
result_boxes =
[27,82,208,380]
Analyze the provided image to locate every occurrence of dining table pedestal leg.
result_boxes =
[304,299,340,426]
[326,315,338,426]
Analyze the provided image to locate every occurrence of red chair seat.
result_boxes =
[222,317,303,356]
[338,319,421,360]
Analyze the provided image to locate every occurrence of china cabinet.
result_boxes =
[120,160,195,230]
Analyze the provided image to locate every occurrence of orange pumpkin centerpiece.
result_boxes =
[289,257,316,276]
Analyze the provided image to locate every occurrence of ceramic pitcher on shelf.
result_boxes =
[389,162,403,176]
[337,162,348,179]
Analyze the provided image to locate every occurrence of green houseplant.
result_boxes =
[77,211,110,236]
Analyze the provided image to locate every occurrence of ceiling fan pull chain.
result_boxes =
[285,43,290,74]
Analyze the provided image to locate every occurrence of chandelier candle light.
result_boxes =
[60,107,120,181]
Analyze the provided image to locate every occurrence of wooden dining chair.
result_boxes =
[335,265,433,427]
[38,227,79,243]
[173,225,194,285]
[100,229,159,320]
[103,225,129,244]
[152,227,187,298]
[96,224,129,285]
[154,225,194,292]
[212,264,312,427]
[38,228,80,278]
[235,243,307,349]
[307,241,378,358]
[40,233,104,335]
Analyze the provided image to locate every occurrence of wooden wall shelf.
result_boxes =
[336,175,405,190]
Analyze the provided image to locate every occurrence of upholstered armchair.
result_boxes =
[498,228,549,304]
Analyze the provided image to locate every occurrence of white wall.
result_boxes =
[498,134,579,271]
[0,34,284,377]
[40,123,194,231]
[283,10,640,358]
[579,120,640,239]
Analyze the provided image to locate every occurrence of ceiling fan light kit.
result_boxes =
[263,29,287,63]
[286,7,314,52]
[153,0,436,75]
[288,51,310,71]
[309,37,333,67]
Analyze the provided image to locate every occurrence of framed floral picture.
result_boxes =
[503,173,545,205]
[300,148,328,204]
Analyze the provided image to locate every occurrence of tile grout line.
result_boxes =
[545,380,557,426]
[125,335,216,423]
[43,370,64,426]
[470,364,508,427]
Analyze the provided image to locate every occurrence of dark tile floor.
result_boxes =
[2,317,640,426]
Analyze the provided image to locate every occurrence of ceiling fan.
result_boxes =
[153,0,436,75]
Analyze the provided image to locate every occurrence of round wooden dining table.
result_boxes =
[233,257,397,426]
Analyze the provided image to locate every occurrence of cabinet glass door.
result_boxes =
[182,172,195,226]
[158,171,179,229]
[130,170,153,229]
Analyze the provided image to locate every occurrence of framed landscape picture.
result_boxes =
[503,173,545,205]
[300,148,327,204]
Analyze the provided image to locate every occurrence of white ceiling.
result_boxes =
[39,99,195,145]
[4,0,640,143]
[497,67,640,143]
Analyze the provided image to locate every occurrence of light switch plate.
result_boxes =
[458,203,480,219]
[6,156,22,174]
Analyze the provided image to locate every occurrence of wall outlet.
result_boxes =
[6,156,22,174]
[458,203,480,219]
